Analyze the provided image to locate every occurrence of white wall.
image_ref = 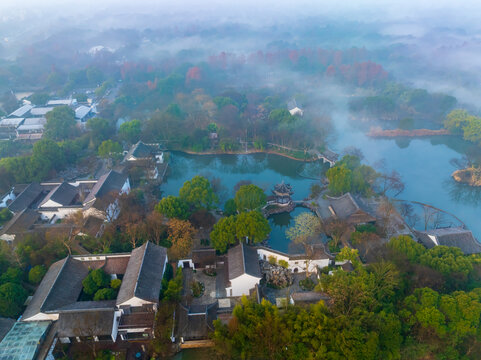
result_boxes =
[0,190,15,208]
[22,312,59,322]
[256,248,330,273]
[226,274,261,297]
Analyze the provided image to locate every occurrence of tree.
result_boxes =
[419,246,473,276]
[234,184,267,212]
[155,196,190,220]
[286,212,321,248]
[167,219,195,260]
[463,117,481,144]
[31,138,66,171]
[118,119,141,144]
[388,235,425,262]
[94,288,116,301]
[326,165,352,196]
[235,211,270,244]
[323,218,350,248]
[224,198,237,216]
[444,109,471,134]
[110,279,122,290]
[28,92,50,106]
[0,282,27,316]
[28,265,46,284]
[44,106,77,140]
[97,140,122,160]
[211,216,237,253]
[86,117,112,147]
[0,208,13,225]
[213,297,290,360]
[144,211,168,246]
[179,176,218,210]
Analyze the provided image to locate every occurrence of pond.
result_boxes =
[331,110,481,240]
[161,152,326,252]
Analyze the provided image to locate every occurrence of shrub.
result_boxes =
[28,265,46,284]
[299,277,316,291]
[110,278,122,290]
[191,281,205,298]
[94,288,117,301]
[268,256,277,265]
[278,260,289,268]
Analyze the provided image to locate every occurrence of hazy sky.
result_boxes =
[1,0,481,28]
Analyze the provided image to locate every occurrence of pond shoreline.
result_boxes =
[170,148,319,162]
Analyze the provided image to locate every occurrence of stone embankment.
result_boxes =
[452,167,481,187]
[367,127,450,138]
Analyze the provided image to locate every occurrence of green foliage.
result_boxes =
[0,268,22,285]
[213,96,236,109]
[235,210,270,244]
[326,164,352,196]
[163,267,183,302]
[388,235,426,262]
[299,277,315,290]
[82,268,110,295]
[419,245,473,276]
[82,273,99,295]
[0,208,12,225]
[309,183,323,198]
[223,198,237,216]
[93,288,117,301]
[444,109,481,144]
[118,119,141,144]
[28,92,50,106]
[190,281,204,298]
[44,106,77,141]
[268,255,277,265]
[0,282,27,318]
[97,140,122,159]
[155,195,190,219]
[87,117,112,147]
[234,184,266,212]
[28,265,46,284]
[210,216,237,253]
[110,278,121,290]
[269,108,295,124]
[207,122,218,133]
[444,109,472,135]
[278,259,288,268]
[179,175,218,210]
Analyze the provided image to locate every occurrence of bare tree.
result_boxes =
[422,206,439,231]
[377,198,398,238]
[322,218,351,248]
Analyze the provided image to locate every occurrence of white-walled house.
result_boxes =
[226,243,262,297]
[256,246,332,274]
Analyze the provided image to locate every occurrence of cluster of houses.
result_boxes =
[0,242,168,359]
[0,97,97,141]
[0,169,130,242]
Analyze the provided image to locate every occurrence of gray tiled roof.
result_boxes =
[116,242,167,305]
[0,209,39,236]
[57,310,114,338]
[227,243,261,280]
[8,183,44,213]
[415,227,481,255]
[84,170,128,205]
[39,182,78,207]
[124,141,152,160]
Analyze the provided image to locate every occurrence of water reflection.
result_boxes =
[445,179,481,206]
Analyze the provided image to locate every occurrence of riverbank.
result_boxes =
[170,148,319,162]
[367,127,450,138]
[452,167,481,187]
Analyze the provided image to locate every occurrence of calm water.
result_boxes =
[162,125,481,246]
[332,113,481,240]
[161,152,320,252]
